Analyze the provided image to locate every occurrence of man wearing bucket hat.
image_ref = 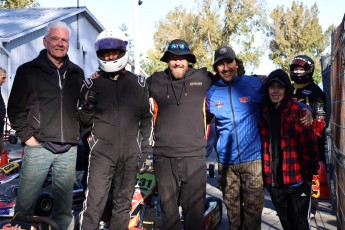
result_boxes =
[146,39,214,229]
[206,45,265,229]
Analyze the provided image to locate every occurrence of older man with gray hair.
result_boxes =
[8,21,84,229]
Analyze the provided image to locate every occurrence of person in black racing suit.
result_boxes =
[78,29,154,230]
[289,54,327,215]
[289,54,326,163]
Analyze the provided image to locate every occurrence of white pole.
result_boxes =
[134,0,140,75]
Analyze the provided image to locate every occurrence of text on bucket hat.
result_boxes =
[213,46,237,68]
[160,39,196,63]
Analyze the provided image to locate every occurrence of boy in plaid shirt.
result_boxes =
[259,69,319,230]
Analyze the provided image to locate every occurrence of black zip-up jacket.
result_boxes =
[147,67,213,156]
[8,49,84,144]
[77,71,154,154]
[293,81,326,162]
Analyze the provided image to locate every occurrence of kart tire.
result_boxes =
[204,196,222,226]
[34,193,53,216]
[208,163,215,178]
[9,134,18,144]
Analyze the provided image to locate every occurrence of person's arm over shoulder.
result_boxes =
[137,75,154,171]
[296,103,319,182]
[138,76,154,154]
[146,74,153,92]
[77,78,97,128]
[7,64,35,143]
[198,67,215,87]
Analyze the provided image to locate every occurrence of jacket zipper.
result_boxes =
[228,84,241,162]
[57,69,65,143]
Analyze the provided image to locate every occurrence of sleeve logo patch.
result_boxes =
[214,101,224,108]
[239,96,250,103]
[138,75,146,87]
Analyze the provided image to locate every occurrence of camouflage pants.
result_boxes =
[218,159,264,230]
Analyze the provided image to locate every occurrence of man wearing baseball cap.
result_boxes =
[147,39,214,230]
[207,46,313,228]
[206,45,265,229]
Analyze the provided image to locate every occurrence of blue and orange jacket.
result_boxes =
[259,100,319,185]
[206,74,264,164]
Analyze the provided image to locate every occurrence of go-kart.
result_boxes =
[0,159,21,185]
[0,215,61,230]
[0,159,54,218]
[99,160,222,229]
[0,159,84,219]
[0,159,24,217]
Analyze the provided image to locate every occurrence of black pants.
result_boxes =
[154,152,206,230]
[79,139,138,230]
[268,182,312,230]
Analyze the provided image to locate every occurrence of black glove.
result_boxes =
[138,152,153,173]
[83,90,97,112]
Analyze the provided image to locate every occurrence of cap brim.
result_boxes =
[213,56,236,70]
[265,78,286,87]
[160,50,196,63]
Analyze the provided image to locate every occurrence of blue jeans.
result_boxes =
[15,144,77,230]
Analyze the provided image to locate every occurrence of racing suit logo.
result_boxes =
[239,96,250,103]
[302,89,312,95]
[215,101,224,108]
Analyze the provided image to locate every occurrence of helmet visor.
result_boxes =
[95,38,128,52]
[290,58,307,68]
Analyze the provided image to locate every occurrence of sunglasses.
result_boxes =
[168,43,190,51]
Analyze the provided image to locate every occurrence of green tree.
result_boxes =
[0,0,39,8]
[267,1,332,83]
[218,0,267,72]
[119,24,135,59]
[143,3,221,75]
[142,0,266,76]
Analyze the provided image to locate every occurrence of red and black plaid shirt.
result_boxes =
[259,100,319,185]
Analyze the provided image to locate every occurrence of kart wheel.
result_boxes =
[204,196,222,227]
[9,134,18,144]
[208,164,215,178]
[34,193,53,216]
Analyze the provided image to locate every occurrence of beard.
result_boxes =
[170,66,188,79]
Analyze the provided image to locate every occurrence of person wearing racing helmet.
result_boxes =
[78,29,154,229]
[289,54,327,216]
[289,55,327,163]
[146,39,214,229]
